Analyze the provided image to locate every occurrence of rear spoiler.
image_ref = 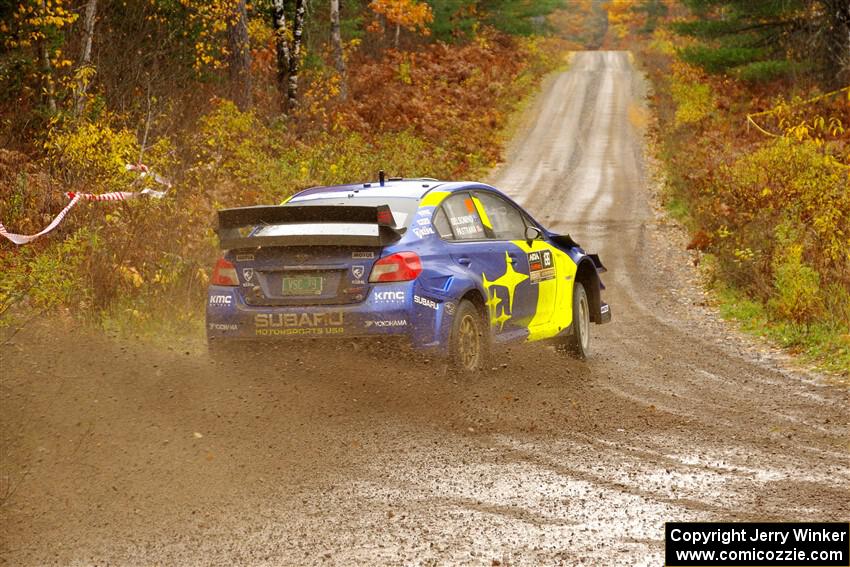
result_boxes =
[216,204,404,249]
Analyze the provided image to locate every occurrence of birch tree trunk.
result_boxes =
[73,0,98,118]
[227,0,253,110]
[272,0,290,104]
[286,0,307,110]
[330,0,346,99]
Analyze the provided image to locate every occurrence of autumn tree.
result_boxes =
[72,0,98,118]
[2,0,78,114]
[271,0,307,111]
[228,0,252,110]
[368,0,433,48]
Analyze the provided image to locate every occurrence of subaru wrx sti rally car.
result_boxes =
[207,176,611,370]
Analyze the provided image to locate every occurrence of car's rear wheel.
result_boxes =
[450,299,489,372]
[560,282,590,360]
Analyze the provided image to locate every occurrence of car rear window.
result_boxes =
[286,195,420,228]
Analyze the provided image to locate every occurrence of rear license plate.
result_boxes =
[282,275,323,296]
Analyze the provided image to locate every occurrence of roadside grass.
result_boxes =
[712,283,850,380]
[99,298,206,353]
[638,38,850,381]
[660,151,850,379]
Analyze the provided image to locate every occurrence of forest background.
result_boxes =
[1,0,847,373]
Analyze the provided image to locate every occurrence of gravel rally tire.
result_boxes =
[449,299,489,372]
[561,281,590,360]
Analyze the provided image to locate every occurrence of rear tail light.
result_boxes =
[211,257,239,286]
[369,252,422,283]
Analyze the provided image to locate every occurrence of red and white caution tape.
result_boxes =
[0,164,170,245]
[0,193,83,245]
[126,163,172,189]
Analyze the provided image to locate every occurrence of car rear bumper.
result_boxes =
[205,282,454,351]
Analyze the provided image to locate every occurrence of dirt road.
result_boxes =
[2,51,848,566]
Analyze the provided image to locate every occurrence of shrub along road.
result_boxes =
[1,51,848,566]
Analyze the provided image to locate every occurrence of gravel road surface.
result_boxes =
[2,50,847,566]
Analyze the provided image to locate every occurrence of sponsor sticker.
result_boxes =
[351,265,365,282]
[444,301,456,316]
[416,218,431,226]
[209,295,232,306]
[236,254,254,262]
[364,319,407,328]
[242,267,254,282]
[413,295,438,310]
[373,290,405,303]
[449,214,485,237]
[209,323,237,331]
[528,250,556,283]
[352,251,375,259]
[412,226,435,238]
[256,327,344,336]
[255,312,344,329]
[449,214,477,226]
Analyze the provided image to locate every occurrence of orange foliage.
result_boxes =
[298,31,562,176]
[368,0,434,37]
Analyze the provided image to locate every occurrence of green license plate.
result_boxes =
[282,275,323,296]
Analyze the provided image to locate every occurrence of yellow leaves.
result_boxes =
[46,116,140,192]
[5,0,78,51]
[180,0,246,72]
[604,0,636,40]
[733,247,755,262]
[369,0,434,36]
[669,62,716,126]
[118,265,144,289]
[397,61,412,85]
[779,116,845,145]
[196,267,209,286]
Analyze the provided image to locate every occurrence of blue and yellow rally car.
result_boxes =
[207,175,611,370]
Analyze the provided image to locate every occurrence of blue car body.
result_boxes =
[206,179,610,355]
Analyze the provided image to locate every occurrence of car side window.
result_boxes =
[441,193,487,240]
[431,207,453,239]
[473,191,527,240]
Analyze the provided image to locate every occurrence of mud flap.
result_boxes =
[597,302,612,324]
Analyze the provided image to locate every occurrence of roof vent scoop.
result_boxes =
[379,170,385,187]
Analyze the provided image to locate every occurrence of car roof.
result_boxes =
[289,179,499,203]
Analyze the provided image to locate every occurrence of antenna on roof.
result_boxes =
[379,170,385,187]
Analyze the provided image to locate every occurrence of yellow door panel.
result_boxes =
[511,240,577,341]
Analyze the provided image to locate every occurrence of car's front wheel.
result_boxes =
[449,299,489,372]
[560,281,591,360]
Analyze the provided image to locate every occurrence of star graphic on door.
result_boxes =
[482,252,528,329]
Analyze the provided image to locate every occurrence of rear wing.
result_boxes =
[216,204,404,249]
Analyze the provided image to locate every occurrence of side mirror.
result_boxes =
[525,225,542,245]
